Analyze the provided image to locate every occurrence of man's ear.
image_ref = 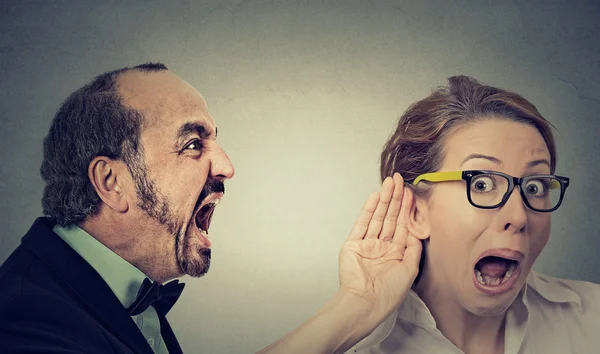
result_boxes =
[408,192,430,240]
[88,156,130,213]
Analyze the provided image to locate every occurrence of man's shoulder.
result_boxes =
[0,290,114,353]
[0,219,148,353]
[0,247,95,325]
[0,290,86,320]
[0,242,42,299]
[0,223,66,303]
[0,225,124,353]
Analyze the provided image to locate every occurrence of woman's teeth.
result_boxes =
[475,262,517,286]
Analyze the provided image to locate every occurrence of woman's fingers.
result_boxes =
[403,233,423,279]
[364,177,394,239]
[346,191,380,241]
[392,186,414,247]
[379,173,405,242]
[347,174,410,242]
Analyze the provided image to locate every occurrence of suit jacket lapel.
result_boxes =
[22,218,154,354]
[158,313,183,354]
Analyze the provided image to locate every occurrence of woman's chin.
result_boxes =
[463,281,525,317]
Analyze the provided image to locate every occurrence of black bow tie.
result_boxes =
[126,278,185,316]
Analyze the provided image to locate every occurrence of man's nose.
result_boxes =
[209,143,235,180]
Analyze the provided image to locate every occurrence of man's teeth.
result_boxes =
[475,262,517,286]
[208,198,221,206]
[198,227,211,240]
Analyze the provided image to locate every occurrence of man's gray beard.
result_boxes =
[129,157,210,277]
[177,233,211,278]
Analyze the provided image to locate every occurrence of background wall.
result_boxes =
[1,0,599,352]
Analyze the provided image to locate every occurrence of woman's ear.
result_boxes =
[88,156,129,213]
[408,191,430,240]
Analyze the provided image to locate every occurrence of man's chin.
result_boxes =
[178,248,211,278]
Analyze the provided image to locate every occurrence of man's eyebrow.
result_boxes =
[460,154,502,167]
[175,122,212,141]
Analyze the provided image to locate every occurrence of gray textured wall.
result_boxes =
[1,1,599,353]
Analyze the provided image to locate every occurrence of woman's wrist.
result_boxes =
[256,291,380,354]
[317,290,382,352]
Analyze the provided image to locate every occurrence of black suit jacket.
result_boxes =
[0,217,184,353]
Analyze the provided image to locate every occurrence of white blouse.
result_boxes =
[349,271,600,354]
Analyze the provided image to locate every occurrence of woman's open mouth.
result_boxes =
[473,249,524,295]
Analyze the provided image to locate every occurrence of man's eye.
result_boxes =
[184,140,203,151]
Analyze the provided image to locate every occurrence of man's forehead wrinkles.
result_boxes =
[115,71,216,142]
[176,121,210,139]
[170,99,204,116]
[138,98,203,128]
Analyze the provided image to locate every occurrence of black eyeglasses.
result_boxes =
[411,170,570,212]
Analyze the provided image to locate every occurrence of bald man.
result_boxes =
[0,63,420,354]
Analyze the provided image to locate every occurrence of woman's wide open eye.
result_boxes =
[525,179,548,197]
[470,175,496,193]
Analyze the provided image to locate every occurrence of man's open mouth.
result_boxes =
[194,197,221,240]
[474,256,519,287]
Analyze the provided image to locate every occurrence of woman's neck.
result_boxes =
[414,271,507,354]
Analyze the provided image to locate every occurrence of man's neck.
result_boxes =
[415,271,506,354]
[78,213,181,283]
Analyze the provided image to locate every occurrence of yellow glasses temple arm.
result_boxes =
[412,171,463,186]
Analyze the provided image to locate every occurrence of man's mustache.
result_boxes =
[199,179,225,202]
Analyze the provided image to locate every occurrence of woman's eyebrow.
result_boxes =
[460,154,502,166]
[460,154,550,169]
[526,159,550,168]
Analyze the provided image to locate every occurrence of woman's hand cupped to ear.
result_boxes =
[257,173,423,354]
[339,173,422,325]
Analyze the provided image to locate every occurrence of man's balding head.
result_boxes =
[40,62,169,226]
[116,69,210,131]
